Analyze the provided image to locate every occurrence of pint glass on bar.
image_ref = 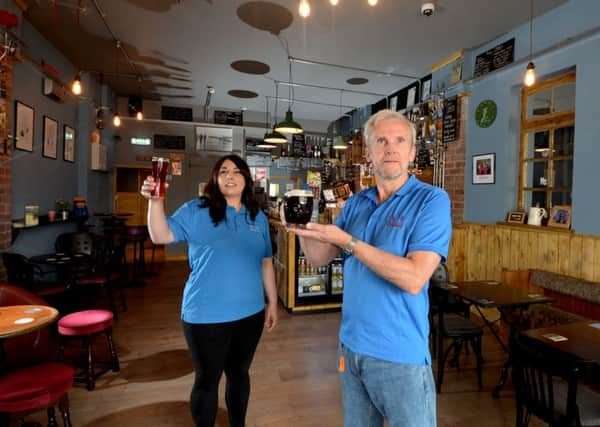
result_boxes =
[151,157,170,198]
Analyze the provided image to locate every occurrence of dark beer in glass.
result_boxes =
[284,189,314,225]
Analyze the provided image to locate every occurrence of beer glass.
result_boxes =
[151,157,170,198]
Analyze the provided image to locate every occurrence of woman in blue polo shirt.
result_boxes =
[140,154,278,427]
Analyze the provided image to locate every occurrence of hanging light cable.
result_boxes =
[265,82,288,143]
[258,97,277,149]
[113,40,121,127]
[136,76,144,120]
[299,0,310,18]
[524,0,536,87]
[333,89,348,150]
[275,54,303,134]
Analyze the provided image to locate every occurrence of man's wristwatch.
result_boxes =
[342,236,358,256]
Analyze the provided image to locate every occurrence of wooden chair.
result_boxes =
[513,335,600,427]
[1,252,69,299]
[0,283,74,426]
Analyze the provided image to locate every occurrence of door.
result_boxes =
[114,167,152,225]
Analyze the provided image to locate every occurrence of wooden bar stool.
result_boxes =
[57,309,120,391]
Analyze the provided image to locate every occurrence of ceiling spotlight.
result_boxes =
[207,86,215,94]
[299,0,310,17]
[330,0,339,5]
[367,0,378,6]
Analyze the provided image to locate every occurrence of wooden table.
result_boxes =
[520,321,600,365]
[441,281,555,397]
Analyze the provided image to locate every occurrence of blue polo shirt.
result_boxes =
[335,175,451,365]
[167,200,272,324]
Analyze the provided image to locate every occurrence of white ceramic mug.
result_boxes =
[527,207,547,226]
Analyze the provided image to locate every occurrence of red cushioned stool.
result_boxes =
[58,309,120,390]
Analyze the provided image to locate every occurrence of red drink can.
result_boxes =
[151,157,170,198]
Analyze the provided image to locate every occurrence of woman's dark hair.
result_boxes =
[199,154,259,226]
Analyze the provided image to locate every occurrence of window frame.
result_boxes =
[518,72,575,211]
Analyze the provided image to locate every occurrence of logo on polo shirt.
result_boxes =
[248,224,261,233]
[386,214,404,228]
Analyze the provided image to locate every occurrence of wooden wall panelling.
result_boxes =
[581,238,595,281]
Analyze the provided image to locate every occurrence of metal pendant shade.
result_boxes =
[264,129,288,143]
[332,135,348,150]
[275,110,303,134]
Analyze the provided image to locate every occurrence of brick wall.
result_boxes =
[0,56,13,280]
[444,95,467,224]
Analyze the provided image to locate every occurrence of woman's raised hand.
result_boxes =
[140,176,168,200]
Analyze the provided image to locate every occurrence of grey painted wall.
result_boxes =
[432,0,600,236]
[10,11,114,255]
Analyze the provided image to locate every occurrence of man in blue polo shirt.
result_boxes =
[287,109,451,427]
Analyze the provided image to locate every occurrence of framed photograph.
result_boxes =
[63,125,75,162]
[548,205,572,229]
[14,101,35,152]
[472,153,495,184]
[42,116,58,159]
[507,211,526,224]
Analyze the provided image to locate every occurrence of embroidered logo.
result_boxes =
[248,224,261,233]
[386,214,404,228]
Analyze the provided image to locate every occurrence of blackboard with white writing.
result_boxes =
[474,38,515,78]
[153,134,185,150]
[443,96,459,143]
[214,110,243,126]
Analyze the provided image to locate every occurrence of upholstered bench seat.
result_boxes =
[58,309,113,336]
[0,362,74,412]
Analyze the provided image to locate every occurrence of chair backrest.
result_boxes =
[0,283,55,370]
[430,263,449,285]
[502,269,532,290]
[1,252,35,286]
[513,335,582,427]
[55,231,96,256]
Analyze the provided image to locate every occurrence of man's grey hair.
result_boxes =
[363,109,417,147]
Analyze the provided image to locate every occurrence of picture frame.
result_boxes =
[14,101,35,152]
[548,205,572,229]
[42,116,58,159]
[507,211,526,224]
[472,153,495,184]
[63,125,75,162]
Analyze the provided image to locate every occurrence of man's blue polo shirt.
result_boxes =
[335,175,451,365]
[167,200,272,324]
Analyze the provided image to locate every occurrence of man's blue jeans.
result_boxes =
[338,343,436,427]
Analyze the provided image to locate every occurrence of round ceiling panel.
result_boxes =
[231,60,271,75]
[228,90,259,99]
[237,1,293,35]
[347,77,369,85]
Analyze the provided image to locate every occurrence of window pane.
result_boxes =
[532,130,550,159]
[554,126,574,156]
[551,192,571,206]
[526,160,548,188]
[525,191,547,209]
[552,82,575,113]
[527,88,552,118]
[553,160,573,188]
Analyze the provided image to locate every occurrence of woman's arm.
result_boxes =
[262,258,278,332]
[140,176,174,244]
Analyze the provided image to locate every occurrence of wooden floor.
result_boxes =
[25,261,544,427]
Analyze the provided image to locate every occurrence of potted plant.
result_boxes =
[55,199,70,220]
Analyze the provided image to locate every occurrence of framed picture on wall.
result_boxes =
[42,116,58,159]
[14,101,34,152]
[63,125,75,162]
[472,153,495,184]
[548,205,572,229]
[507,211,526,224]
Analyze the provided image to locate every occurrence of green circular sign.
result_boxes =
[475,100,497,128]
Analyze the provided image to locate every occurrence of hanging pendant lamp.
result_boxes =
[266,83,290,142]
[524,0,536,87]
[332,89,347,150]
[275,58,303,134]
[262,97,285,146]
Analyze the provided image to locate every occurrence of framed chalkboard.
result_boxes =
[474,38,515,78]
[161,106,193,122]
[291,133,305,157]
[442,96,459,143]
[214,110,243,126]
[153,134,185,150]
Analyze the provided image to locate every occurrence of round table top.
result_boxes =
[0,305,59,339]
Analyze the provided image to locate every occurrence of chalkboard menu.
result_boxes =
[154,134,185,150]
[214,110,243,126]
[161,106,193,122]
[443,96,459,143]
[474,38,515,78]
[291,133,305,157]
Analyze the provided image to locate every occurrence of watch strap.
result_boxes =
[342,236,358,255]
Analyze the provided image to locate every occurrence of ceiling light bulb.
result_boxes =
[113,114,121,127]
[136,111,143,120]
[299,1,310,18]
[524,62,536,87]
[330,0,338,5]
[367,0,378,6]
[71,76,82,95]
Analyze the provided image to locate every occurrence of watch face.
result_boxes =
[475,100,497,128]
